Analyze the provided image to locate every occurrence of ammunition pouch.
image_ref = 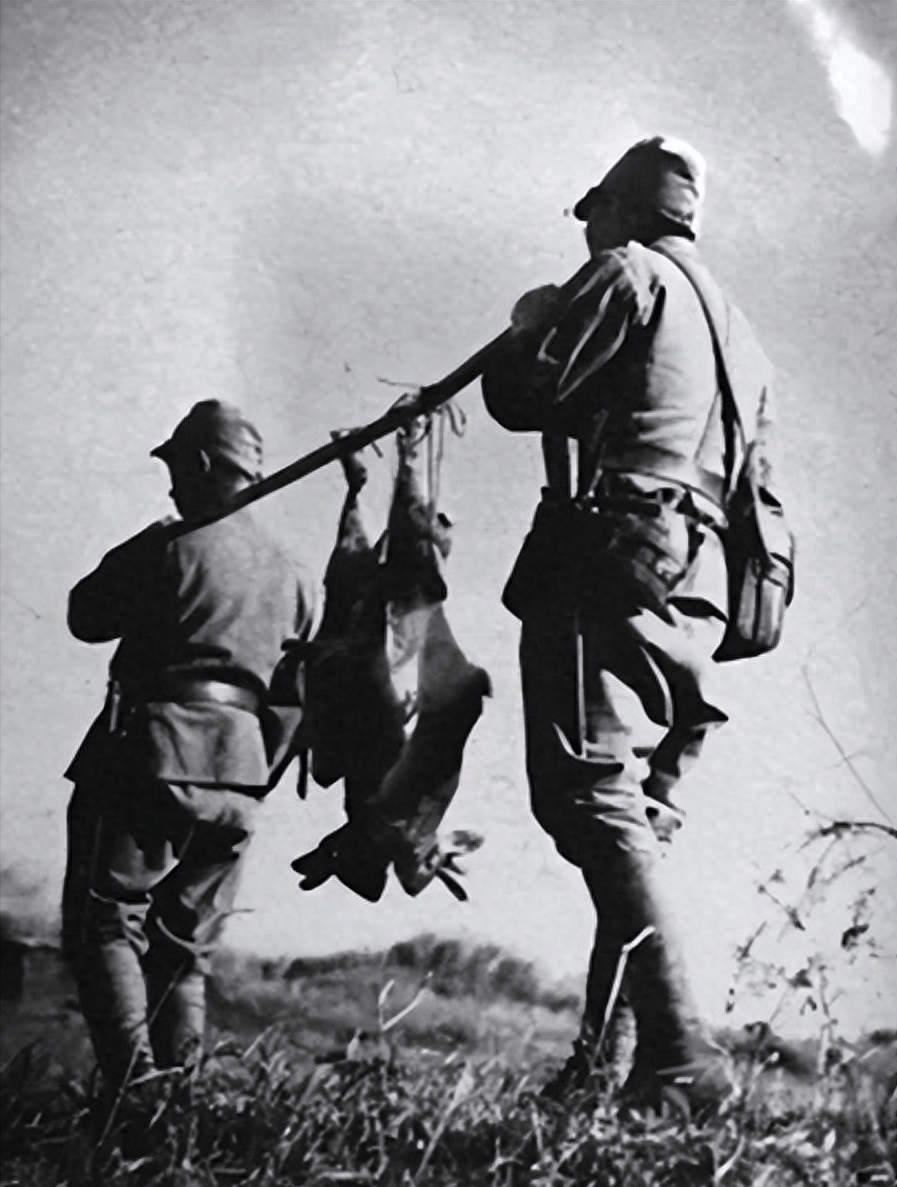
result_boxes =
[502,492,696,623]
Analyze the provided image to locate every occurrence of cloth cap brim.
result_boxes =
[150,400,263,481]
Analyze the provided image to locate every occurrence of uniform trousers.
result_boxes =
[62,773,261,1084]
[519,586,728,1044]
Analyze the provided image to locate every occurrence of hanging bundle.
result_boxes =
[293,408,489,902]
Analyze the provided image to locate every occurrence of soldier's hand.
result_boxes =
[509,285,564,336]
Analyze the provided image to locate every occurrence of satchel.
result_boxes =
[714,450,795,662]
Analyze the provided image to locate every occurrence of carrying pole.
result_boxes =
[173,260,595,536]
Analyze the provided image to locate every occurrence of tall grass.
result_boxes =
[2,918,894,1185]
[2,1025,894,1187]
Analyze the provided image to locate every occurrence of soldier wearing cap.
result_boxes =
[481,137,776,1111]
[62,400,315,1087]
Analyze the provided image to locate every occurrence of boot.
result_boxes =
[146,962,206,1070]
[603,997,638,1087]
[540,1000,637,1103]
[584,849,734,1118]
[540,1036,604,1102]
[75,939,156,1089]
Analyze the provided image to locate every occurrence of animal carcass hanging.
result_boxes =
[292,417,490,902]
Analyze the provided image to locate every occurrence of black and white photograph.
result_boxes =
[1,1,895,1182]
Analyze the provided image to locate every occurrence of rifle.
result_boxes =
[174,259,596,536]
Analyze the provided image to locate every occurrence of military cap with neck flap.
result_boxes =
[573,135,707,239]
[151,400,264,481]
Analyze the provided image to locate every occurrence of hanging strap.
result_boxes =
[539,247,751,508]
[650,245,748,501]
[542,431,573,500]
[542,250,740,510]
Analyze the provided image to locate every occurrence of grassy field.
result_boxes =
[1,936,895,1186]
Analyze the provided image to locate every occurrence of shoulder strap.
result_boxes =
[650,245,747,498]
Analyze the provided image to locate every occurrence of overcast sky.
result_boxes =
[1,0,895,1035]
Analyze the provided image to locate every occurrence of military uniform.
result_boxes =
[485,234,774,856]
[482,139,776,1107]
[62,404,314,1085]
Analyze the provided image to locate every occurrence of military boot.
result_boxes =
[75,939,156,1088]
[539,1036,604,1102]
[540,999,638,1104]
[613,852,734,1116]
[146,963,206,1070]
[603,996,638,1087]
[584,850,734,1118]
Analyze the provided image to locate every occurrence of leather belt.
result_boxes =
[599,446,727,510]
[590,494,672,518]
[132,676,263,715]
[587,489,724,529]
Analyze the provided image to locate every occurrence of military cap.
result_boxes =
[151,400,264,480]
[573,135,707,237]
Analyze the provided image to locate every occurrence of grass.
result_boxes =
[2,1038,894,1186]
[1,937,894,1186]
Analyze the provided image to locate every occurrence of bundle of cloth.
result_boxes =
[291,417,490,902]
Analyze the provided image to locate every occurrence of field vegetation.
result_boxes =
[1,931,894,1187]
[3,735,895,1186]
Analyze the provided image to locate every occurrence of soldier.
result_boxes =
[481,137,776,1112]
[62,400,314,1088]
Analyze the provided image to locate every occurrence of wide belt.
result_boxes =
[130,675,264,715]
[599,445,727,510]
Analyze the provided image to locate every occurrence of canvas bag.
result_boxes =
[654,247,796,662]
[715,444,795,660]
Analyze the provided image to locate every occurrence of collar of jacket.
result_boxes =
[645,234,700,265]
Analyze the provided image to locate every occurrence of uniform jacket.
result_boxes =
[482,236,776,618]
[66,507,314,790]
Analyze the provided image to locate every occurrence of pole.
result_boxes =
[173,260,595,536]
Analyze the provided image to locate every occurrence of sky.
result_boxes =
[1,0,895,1036]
